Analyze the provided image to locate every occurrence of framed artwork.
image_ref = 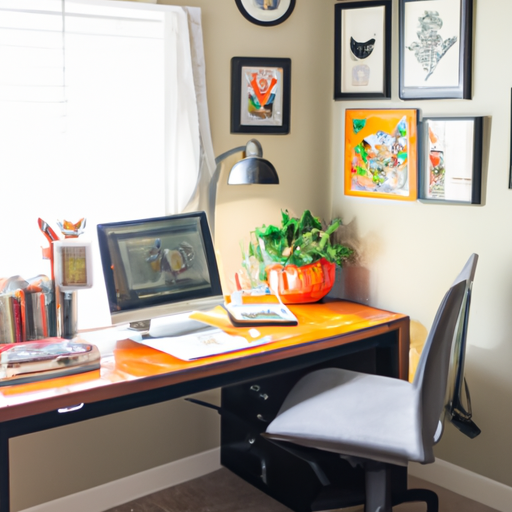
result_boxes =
[399,0,473,100]
[334,0,392,100]
[345,109,418,201]
[231,57,291,134]
[234,0,295,27]
[420,117,483,204]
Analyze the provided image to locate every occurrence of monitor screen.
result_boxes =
[97,212,223,327]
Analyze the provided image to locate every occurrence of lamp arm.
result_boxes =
[208,145,246,240]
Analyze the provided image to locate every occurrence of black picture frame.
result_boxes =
[334,0,392,100]
[419,117,483,204]
[234,0,295,27]
[231,56,291,135]
[509,89,512,189]
[399,0,473,100]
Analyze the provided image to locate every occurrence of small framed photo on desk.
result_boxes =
[53,240,93,291]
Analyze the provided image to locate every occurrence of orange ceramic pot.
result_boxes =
[265,258,336,304]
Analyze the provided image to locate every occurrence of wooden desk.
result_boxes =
[0,300,409,512]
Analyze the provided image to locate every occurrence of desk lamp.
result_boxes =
[208,139,279,238]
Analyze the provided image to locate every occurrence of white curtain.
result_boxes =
[0,0,215,329]
[181,7,217,221]
[164,6,199,214]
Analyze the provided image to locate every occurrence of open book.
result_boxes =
[224,290,298,327]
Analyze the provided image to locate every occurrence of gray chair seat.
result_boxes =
[265,367,423,467]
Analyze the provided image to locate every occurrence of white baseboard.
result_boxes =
[20,447,221,512]
[409,458,512,512]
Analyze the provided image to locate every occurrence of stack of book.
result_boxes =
[0,275,56,344]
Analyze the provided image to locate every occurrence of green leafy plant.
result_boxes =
[241,210,353,285]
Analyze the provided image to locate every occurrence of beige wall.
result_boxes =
[9,1,334,510]
[177,0,334,291]
[10,390,221,510]
[332,0,512,487]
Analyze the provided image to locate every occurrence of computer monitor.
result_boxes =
[97,212,224,332]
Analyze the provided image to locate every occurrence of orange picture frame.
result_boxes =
[344,108,418,200]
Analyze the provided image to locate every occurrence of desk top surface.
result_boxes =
[0,300,409,422]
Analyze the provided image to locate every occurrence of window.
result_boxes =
[0,0,204,329]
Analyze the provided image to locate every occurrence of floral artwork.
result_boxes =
[344,109,418,200]
[400,0,466,98]
[406,10,457,81]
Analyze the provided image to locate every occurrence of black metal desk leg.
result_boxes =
[0,425,10,512]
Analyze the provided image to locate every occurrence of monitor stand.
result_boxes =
[128,320,151,332]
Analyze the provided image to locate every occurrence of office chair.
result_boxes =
[263,254,480,512]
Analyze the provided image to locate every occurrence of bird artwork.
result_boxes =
[349,37,376,86]
[406,10,457,81]
[350,37,375,60]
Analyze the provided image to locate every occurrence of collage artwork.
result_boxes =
[345,109,418,201]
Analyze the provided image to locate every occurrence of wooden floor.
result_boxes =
[105,468,499,512]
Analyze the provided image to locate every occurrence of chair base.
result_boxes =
[264,439,439,512]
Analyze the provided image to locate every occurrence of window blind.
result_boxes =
[0,0,195,329]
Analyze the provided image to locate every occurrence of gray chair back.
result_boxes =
[412,254,478,454]
[445,255,480,438]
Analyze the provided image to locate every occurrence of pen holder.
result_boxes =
[56,289,78,339]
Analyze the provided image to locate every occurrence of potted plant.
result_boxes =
[240,210,353,303]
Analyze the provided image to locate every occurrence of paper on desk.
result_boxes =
[137,328,272,361]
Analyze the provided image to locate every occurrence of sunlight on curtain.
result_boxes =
[164,7,200,215]
[0,0,208,329]
[181,7,217,223]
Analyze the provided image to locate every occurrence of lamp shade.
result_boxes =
[227,139,279,185]
[207,139,279,238]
